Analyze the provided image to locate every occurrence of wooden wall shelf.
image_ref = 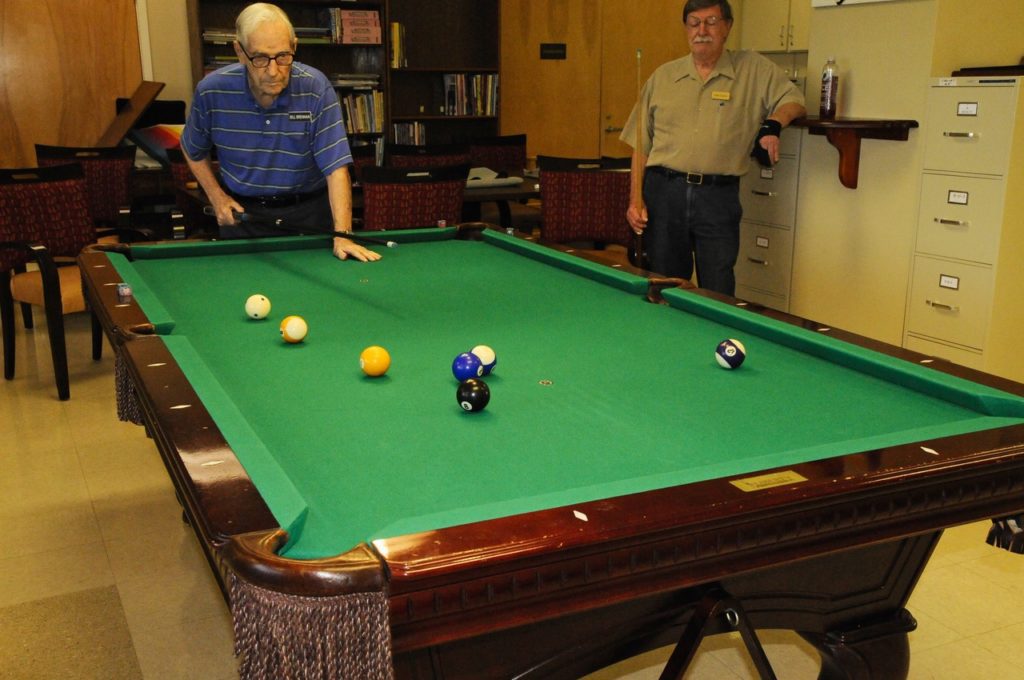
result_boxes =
[792,117,919,189]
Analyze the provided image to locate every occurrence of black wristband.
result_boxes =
[750,119,783,166]
[759,119,783,138]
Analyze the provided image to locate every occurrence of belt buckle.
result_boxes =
[685,172,704,185]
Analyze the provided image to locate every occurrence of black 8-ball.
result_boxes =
[457,378,490,412]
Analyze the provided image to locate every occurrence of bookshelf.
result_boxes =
[185,0,500,146]
[386,0,499,144]
[185,0,388,141]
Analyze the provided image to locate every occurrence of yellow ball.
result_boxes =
[360,345,391,377]
[280,315,308,343]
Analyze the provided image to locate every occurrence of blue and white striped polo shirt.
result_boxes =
[181,62,352,197]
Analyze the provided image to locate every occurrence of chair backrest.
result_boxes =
[359,165,469,231]
[0,164,94,272]
[385,143,471,169]
[350,144,378,184]
[537,155,632,247]
[469,134,527,176]
[34,144,136,227]
[165,146,196,189]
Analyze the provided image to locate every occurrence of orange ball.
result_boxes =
[280,315,308,343]
[360,345,391,377]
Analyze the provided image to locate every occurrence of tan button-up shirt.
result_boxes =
[621,50,805,177]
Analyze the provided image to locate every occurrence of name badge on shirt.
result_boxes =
[711,91,731,101]
[289,111,313,121]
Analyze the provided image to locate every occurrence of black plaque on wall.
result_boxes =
[540,43,567,60]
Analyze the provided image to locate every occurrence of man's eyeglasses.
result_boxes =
[685,15,725,29]
[238,42,294,69]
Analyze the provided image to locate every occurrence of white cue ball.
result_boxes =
[245,294,271,320]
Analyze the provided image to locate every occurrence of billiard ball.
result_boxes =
[360,345,391,377]
[471,344,497,375]
[715,338,746,369]
[280,315,308,343]
[245,294,271,320]
[452,352,484,381]
[457,378,490,412]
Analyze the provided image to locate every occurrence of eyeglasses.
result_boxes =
[238,43,295,69]
[685,15,725,29]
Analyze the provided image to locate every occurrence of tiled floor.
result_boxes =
[3,310,1024,679]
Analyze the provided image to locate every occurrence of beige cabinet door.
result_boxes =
[739,0,790,52]
[787,0,810,51]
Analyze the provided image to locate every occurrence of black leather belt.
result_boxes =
[231,186,327,208]
[648,166,738,186]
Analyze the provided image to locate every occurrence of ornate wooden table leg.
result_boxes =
[801,608,916,680]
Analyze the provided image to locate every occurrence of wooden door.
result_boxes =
[599,1,688,158]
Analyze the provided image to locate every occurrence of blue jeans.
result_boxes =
[642,170,742,296]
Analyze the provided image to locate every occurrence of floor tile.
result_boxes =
[131,611,239,680]
[0,542,114,608]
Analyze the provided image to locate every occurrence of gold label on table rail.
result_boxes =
[730,471,808,492]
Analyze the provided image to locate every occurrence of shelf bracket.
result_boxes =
[793,117,919,190]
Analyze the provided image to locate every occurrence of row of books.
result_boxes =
[320,9,382,45]
[330,72,380,89]
[341,90,385,134]
[202,9,381,47]
[443,74,499,117]
[392,122,427,145]
[201,26,336,45]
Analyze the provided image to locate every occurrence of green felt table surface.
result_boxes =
[109,229,1024,559]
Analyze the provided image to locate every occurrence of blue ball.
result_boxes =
[452,352,484,381]
[715,339,746,369]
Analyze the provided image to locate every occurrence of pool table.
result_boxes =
[80,226,1024,679]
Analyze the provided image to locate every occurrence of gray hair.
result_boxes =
[236,3,296,48]
[683,0,734,22]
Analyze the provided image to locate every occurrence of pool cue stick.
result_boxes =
[203,206,397,248]
[631,48,647,269]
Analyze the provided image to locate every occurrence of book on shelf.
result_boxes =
[202,28,235,44]
[389,22,407,68]
[330,73,381,88]
[321,8,382,45]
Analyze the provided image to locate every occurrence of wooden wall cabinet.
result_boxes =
[386,0,499,144]
[187,0,499,146]
[739,0,810,53]
[903,77,1024,382]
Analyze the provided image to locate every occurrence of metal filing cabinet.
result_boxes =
[903,76,1024,381]
[735,128,801,312]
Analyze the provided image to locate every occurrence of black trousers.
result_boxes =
[642,170,742,297]
[220,192,333,239]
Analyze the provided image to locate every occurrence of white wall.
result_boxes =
[137,0,193,105]
[790,0,938,345]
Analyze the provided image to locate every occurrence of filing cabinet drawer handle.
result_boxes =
[746,257,769,266]
[925,299,960,312]
[751,190,777,197]
[934,218,968,226]
[942,131,976,138]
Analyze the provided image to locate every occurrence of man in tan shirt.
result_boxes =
[622,0,805,295]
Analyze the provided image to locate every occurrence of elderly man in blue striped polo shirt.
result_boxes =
[181,3,380,262]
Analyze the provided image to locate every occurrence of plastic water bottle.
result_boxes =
[820,57,839,119]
